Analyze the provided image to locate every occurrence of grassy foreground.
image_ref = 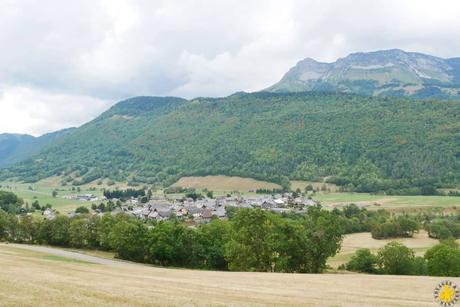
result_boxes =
[0,243,457,306]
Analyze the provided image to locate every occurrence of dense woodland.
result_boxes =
[2,92,460,193]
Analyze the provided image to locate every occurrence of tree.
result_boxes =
[377,242,415,275]
[196,219,231,270]
[345,248,378,273]
[108,215,148,261]
[302,206,343,273]
[52,190,58,198]
[46,215,71,246]
[32,200,41,210]
[0,210,9,240]
[425,243,460,277]
[17,215,39,243]
[224,209,276,272]
[0,191,23,214]
[75,206,90,214]
[147,221,194,267]
[396,216,419,237]
[69,218,89,248]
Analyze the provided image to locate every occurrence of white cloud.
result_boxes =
[1,0,460,135]
[0,86,109,136]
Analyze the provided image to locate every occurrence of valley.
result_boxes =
[2,3,460,306]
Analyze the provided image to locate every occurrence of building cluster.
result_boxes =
[106,194,317,223]
[63,193,101,202]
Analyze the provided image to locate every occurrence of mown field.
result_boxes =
[328,231,444,269]
[0,243,455,306]
[315,193,460,210]
[171,175,282,192]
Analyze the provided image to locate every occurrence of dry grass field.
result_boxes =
[171,175,281,192]
[329,231,445,268]
[290,180,338,192]
[0,243,457,306]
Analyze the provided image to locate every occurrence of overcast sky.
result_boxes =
[1,0,460,136]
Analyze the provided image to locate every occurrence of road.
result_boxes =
[4,243,123,266]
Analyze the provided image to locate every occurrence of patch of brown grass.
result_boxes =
[171,176,281,192]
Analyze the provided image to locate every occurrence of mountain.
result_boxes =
[0,128,75,167]
[267,49,460,98]
[2,92,460,193]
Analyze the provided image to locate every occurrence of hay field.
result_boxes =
[290,180,338,192]
[329,231,443,268]
[171,175,281,192]
[0,243,456,306]
[314,192,460,210]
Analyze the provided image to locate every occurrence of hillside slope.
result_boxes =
[267,49,460,98]
[0,128,74,167]
[2,92,460,192]
[0,244,445,306]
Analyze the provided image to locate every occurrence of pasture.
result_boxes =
[0,180,103,213]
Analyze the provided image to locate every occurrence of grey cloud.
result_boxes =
[0,0,459,135]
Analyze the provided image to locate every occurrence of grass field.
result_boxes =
[290,180,338,192]
[0,243,456,306]
[314,192,460,210]
[328,231,442,268]
[0,180,104,213]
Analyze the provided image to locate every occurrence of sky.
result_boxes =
[1,0,460,136]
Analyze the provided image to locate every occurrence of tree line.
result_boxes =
[103,188,146,200]
[342,239,460,277]
[0,206,343,273]
[332,204,460,240]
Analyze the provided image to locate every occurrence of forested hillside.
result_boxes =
[2,92,460,192]
[0,129,74,167]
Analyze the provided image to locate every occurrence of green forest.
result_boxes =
[2,92,460,193]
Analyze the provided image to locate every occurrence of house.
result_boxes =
[261,200,275,209]
[43,208,56,220]
[201,209,213,220]
[213,207,226,218]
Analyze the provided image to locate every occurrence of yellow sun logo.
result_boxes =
[434,280,459,306]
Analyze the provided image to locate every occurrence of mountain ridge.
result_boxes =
[267,49,460,98]
[0,128,75,168]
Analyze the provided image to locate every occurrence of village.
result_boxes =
[44,192,318,222]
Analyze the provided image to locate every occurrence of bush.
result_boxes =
[345,248,378,273]
[75,206,90,214]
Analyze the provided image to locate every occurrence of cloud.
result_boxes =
[1,0,460,135]
[0,86,109,136]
